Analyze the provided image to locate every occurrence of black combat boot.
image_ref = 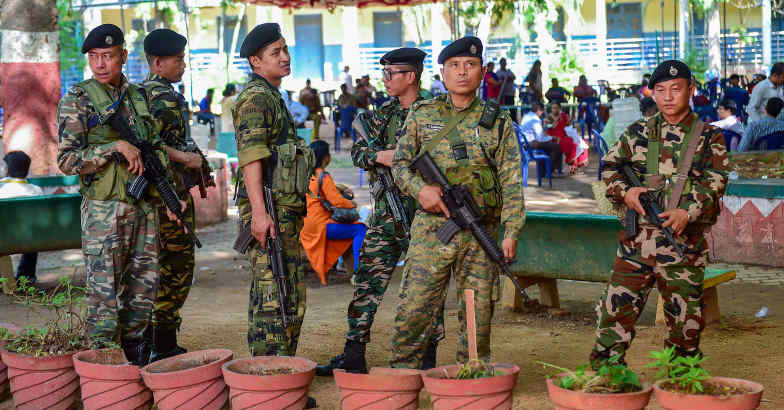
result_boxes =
[420,341,438,370]
[305,396,318,408]
[122,339,151,366]
[150,326,187,362]
[315,340,367,376]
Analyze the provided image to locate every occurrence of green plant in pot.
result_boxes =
[539,355,653,410]
[647,346,764,410]
[0,276,89,409]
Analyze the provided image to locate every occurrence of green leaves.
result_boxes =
[646,347,711,394]
[539,355,642,393]
[455,360,502,379]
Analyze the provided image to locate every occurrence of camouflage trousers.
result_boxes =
[153,193,195,332]
[346,207,445,344]
[308,113,321,141]
[248,207,306,357]
[590,226,708,369]
[81,198,159,346]
[390,212,500,369]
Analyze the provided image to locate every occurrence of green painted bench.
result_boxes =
[0,193,81,256]
[502,212,735,326]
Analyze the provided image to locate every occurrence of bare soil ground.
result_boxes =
[1,151,781,409]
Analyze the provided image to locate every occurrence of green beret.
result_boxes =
[144,29,187,56]
[438,36,483,64]
[82,24,124,54]
[240,23,282,58]
[649,60,692,88]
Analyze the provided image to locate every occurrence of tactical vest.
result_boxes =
[423,98,503,221]
[79,79,158,203]
[235,78,315,212]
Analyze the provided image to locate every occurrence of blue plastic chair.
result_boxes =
[514,123,552,188]
[333,106,357,151]
[722,129,742,152]
[754,130,784,150]
[578,97,602,142]
[592,130,609,181]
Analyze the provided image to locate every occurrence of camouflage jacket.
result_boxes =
[392,94,526,239]
[233,73,309,210]
[352,95,424,173]
[57,75,172,205]
[603,112,730,232]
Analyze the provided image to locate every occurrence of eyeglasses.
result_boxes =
[382,69,413,80]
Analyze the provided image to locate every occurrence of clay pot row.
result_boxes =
[546,373,764,410]
[334,363,521,410]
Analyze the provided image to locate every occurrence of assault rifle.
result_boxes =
[182,142,215,199]
[352,114,411,235]
[411,151,531,303]
[620,164,685,258]
[232,185,291,326]
[110,111,202,248]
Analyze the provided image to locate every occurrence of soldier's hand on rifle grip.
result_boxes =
[418,185,450,218]
[502,238,518,261]
[183,152,203,169]
[251,211,276,248]
[166,200,188,227]
[623,187,649,216]
[658,208,689,235]
[375,149,395,167]
[116,140,144,175]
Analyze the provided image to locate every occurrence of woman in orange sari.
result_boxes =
[300,141,367,285]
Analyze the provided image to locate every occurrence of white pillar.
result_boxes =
[430,3,444,75]
[678,0,689,59]
[763,0,772,68]
[342,6,360,74]
[595,0,607,68]
[82,6,102,79]
[707,1,721,73]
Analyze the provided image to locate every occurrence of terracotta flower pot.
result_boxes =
[73,348,153,410]
[653,377,764,410]
[0,350,80,410]
[0,322,21,400]
[140,348,233,410]
[222,356,316,410]
[422,363,520,410]
[545,373,653,410]
[334,367,424,410]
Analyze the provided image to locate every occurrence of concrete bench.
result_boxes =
[502,212,735,326]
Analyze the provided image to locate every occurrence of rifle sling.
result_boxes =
[421,98,477,164]
[667,118,704,211]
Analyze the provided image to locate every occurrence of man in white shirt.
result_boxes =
[430,74,447,96]
[0,151,44,284]
[343,65,355,94]
[747,62,784,122]
[519,102,562,170]
[711,98,744,151]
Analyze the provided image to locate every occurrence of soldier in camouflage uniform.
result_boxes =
[233,24,315,368]
[142,29,213,361]
[590,60,729,369]
[316,48,445,376]
[390,37,526,368]
[57,24,181,365]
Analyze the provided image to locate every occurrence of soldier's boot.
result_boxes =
[315,340,367,376]
[420,341,438,370]
[122,339,151,367]
[305,396,317,408]
[151,327,188,362]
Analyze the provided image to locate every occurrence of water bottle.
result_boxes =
[728,171,739,180]
[755,307,769,318]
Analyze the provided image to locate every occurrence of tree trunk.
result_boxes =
[707,1,721,74]
[1,0,61,176]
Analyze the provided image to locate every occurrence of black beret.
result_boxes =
[82,24,124,54]
[380,47,426,67]
[144,29,187,56]
[240,23,282,58]
[649,60,692,88]
[438,36,483,64]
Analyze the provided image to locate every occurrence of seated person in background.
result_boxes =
[573,75,596,103]
[279,86,309,128]
[724,74,750,119]
[197,88,216,136]
[338,84,358,108]
[520,102,563,172]
[640,96,658,118]
[430,74,447,96]
[300,79,325,140]
[300,141,367,285]
[739,97,784,151]
[545,78,571,104]
[0,151,44,284]
[711,98,744,151]
[545,102,586,174]
[220,84,237,134]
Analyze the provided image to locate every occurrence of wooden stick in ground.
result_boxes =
[464,288,478,362]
